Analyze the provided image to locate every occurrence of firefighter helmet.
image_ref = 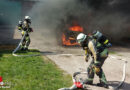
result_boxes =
[77,33,87,44]
[25,16,31,20]
[18,20,22,24]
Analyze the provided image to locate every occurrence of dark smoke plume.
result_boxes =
[28,0,130,45]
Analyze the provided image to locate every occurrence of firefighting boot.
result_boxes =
[97,80,109,89]
[24,44,29,51]
[24,48,28,51]
[84,78,93,85]
[20,45,24,51]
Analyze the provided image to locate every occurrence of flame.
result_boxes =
[69,26,83,32]
[62,33,79,46]
[62,25,83,46]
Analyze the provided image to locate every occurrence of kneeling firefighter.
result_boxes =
[18,16,33,50]
[75,32,112,89]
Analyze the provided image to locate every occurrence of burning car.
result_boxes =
[62,24,83,46]
[60,15,84,46]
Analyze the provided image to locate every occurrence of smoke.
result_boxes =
[28,0,130,46]
[28,0,81,47]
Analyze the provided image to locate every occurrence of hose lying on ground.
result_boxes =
[58,56,127,90]
[12,32,41,57]
[113,60,127,90]
[109,56,128,90]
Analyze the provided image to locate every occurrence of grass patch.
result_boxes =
[0,50,72,90]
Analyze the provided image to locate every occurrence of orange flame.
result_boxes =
[62,33,79,46]
[62,25,83,46]
[69,26,83,32]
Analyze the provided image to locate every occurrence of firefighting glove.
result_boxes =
[31,28,33,32]
[29,28,33,32]
[85,54,89,62]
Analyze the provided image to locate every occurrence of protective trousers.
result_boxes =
[85,49,108,85]
[21,34,30,50]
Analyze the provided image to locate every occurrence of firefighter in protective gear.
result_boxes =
[77,33,110,88]
[18,16,33,50]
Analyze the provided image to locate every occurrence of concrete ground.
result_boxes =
[42,47,130,90]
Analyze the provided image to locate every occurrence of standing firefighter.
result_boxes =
[76,32,111,89]
[18,16,33,50]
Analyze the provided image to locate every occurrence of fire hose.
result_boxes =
[12,31,41,57]
[58,56,127,90]
[109,56,128,90]
[58,71,88,90]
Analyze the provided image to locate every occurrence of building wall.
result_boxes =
[0,0,37,45]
